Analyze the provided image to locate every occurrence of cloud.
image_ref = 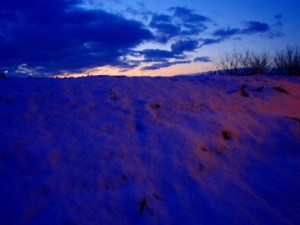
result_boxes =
[240,21,270,34]
[199,38,224,47]
[213,28,240,38]
[170,7,209,24]
[170,7,209,36]
[202,20,278,47]
[136,38,199,68]
[125,7,153,21]
[212,22,270,38]
[123,2,154,22]
[142,60,191,70]
[193,56,212,63]
[124,7,209,65]
[171,40,199,54]
[138,39,198,65]
[140,49,179,61]
[265,31,285,39]
[273,21,283,28]
[274,14,283,20]
[149,18,181,43]
[149,7,210,43]
[0,0,152,76]
[150,14,173,24]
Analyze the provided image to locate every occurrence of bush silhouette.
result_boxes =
[274,46,300,76]
[215,49,271,75]
[214,46,300,76]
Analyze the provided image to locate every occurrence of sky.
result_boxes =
[1,0,300,77]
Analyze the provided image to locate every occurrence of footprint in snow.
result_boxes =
[110,92,118,100]
[139,198,147,213]
[273,86,288,94]
[148,102,161,110]
[255,86,264,92]
[222,131,232,140]
[240,84,249,97]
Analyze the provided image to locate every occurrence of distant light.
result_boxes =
[4,70,8,74]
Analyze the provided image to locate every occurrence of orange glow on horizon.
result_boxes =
[55,62,213,78]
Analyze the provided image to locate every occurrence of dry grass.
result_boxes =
[214,46,300,76]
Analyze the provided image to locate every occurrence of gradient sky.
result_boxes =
[1,0,300,77]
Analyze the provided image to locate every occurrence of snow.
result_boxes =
[0,75,300,225]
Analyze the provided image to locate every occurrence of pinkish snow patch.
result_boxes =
[0,75,300,225]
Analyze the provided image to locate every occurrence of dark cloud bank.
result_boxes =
[0,1,284,76]
[0,0,152,75]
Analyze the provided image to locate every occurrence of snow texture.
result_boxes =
[0,75,300,225]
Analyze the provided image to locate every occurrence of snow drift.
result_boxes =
[0,75,300,225]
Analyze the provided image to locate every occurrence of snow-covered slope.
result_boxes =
[1,75,300,225]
